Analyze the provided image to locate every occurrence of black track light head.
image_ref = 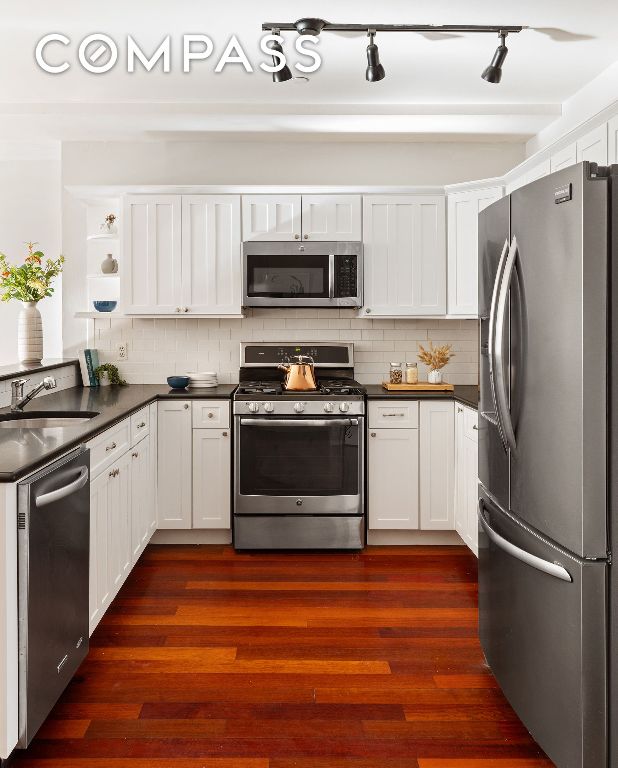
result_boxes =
[269,36,293,83]
[294,18,328,36]
[481,32,508,83]
[366,31,386,82]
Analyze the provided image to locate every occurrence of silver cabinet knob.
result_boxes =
[339,402,350,413]
[264,402,274,413]
[324,402,334,413]
[183,403,190,410]
[371,432,376,438]
[473,424,479,430]
[208,412,214,419]
[365,308,371,314]
[248,402,260,413]
[303,234,309,239]
[222,431,228,437]
[106,442,117,452]
[294,234,300,240]
[132,451,139,459]
[293,401,305,413]
[183,307,189,313]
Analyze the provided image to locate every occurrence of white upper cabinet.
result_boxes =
[550,142,577,173]
[576,124,609,165]
[301,195,362,241]
[181,196,241,314]
[362,195,446,317]
[123,195,182,314]
[242,195,302,241]
[447,185,502,316]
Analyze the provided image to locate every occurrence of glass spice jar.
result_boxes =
[405,362,418,384]
[389,362,403,385]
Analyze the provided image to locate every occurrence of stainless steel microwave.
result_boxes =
[242,241,363,308]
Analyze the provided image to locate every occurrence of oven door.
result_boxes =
[235,416,364,515]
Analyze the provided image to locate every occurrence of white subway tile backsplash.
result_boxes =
[85,310,478,386]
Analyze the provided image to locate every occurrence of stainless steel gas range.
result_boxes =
[233,342,365,551]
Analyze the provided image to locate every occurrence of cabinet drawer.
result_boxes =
[131,406,150,445]
[88,419,131,478]
[192,400,230,429]
[464,407,479,442]
[369,401,419,429]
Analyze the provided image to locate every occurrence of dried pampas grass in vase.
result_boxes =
[417,342,454,384]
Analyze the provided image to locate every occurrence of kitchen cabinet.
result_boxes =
[368,428,419,529]
[157,400,193,529]
[242,195,302,241]
[109,449,132,594]
[130,435,151,563]
[447,185,502,316]
[362,195,446,316]
[122,195,182,314]
[193,429,231,528]
[454,404,479,555]
[89,469,113,633]
[576,123,608,165]
[419,400,454,530]
[301,195,362,240]
[550,142,577,173]
[181,196,242,314]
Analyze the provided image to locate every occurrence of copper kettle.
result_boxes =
[278,355,317,391]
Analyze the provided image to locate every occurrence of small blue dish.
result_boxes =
[93,300,117,313]
[167,375,190,390]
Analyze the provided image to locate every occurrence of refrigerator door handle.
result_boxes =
[493,235,518,455]
[478,500,573,583]
[488,237,510,451]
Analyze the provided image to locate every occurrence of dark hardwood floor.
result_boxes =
[13,545,554,768]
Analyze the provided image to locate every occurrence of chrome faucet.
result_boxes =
[11,376,57,412]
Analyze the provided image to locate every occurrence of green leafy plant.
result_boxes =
[94,363,127,386]
[0,242,64,303]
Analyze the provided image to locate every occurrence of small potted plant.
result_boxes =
[100,214,118,235]
[417,342,455,384]
[94,363,127,387]
[0,243,64,364]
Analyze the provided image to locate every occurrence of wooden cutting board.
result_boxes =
[382,380,455,392]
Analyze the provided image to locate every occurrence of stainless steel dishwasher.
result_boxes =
[17,447,90,747]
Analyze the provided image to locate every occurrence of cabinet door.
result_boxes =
[576,124,608,165]
[301,195,362,241]
[147,402,158,539]
[242,195,302,241]
[181,196,242,314]
[368,428,419,529]
[157,401,192,528]
[111,450,132,594]
[550,143,577,173]
[419,401,454,530]
[362,196,446,316]
[453,404,467,541]
[122,195,182,314]
[447,187,502,316]
[609,115,618,164]
[89,470,112,635]
[130,436,150,563]
[193,429,231,529]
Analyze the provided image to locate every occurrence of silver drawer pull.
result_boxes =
[132,452,139,459]
[383,413,405,417]
[106,442,117,452]
[473,424,478,430]
[137,421,146,429]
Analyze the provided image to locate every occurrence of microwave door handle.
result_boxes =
[328,254,335,299]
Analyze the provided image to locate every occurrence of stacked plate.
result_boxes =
[186,371,218,388]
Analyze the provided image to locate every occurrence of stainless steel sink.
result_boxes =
[0,411,99,429]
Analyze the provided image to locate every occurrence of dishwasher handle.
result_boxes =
[35,466,89,508]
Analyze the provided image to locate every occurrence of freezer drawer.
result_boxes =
[478,489,606,768]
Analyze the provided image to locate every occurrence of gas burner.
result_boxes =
[235,381,282,396]
[317,379,365,396]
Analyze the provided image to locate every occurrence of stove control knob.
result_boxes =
[294,401,305,413]
[339,402,350,413]
[264,402,275,413]
[324,402,335,413]
[248,402,260,413]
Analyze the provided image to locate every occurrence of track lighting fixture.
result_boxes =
[481,32,508,83]
[261,19,523,84]
[268,31,293,83]
[366,30,386,82]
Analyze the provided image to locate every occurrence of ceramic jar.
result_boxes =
[101,253,118,274]
[18,301,43,364]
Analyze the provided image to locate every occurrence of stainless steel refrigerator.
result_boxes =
[477,161,617,768]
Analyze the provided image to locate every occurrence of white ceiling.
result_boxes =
[1,0,617,142]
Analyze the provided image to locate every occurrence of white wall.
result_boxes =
[0,142,63,366]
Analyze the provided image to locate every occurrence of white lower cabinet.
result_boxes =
[454,404,479,555]
[193,429,231,528]
[130,435,151,562]
[157,400,193,528]
[368,428,419,529]
[419,400,455,530]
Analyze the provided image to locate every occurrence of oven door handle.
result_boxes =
[240,418,359,427]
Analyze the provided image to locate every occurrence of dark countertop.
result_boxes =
[365,384,479,410]
[0,384,235,483]
[0,358,79,382]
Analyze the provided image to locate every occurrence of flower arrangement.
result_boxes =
[417,341,455,371]
[0,242,64,303]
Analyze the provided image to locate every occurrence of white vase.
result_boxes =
[428,368,443,384]
[98,371,111,387]
[17,301,43,364]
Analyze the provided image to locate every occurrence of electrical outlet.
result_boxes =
[117,342,128,360]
